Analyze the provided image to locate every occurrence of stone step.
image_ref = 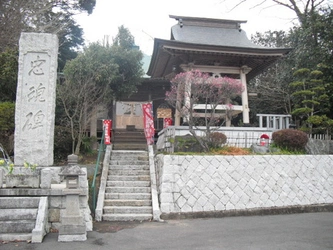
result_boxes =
[113,134,147,141]
[107,181,150,187]
[0,220,36,234]
[106,187,151,193]
[113,133,145,139]
[110,154,148,161]
[102,213,152,222]
[107,175,150,181]
[109,169,150,176]
[0,209,37,220]
[113,139,147,144]
[113,144,148,151]
[102,150,152,222]
[104,199,152,206]
[111,150,147,155]
[110,151,148,157]
[113,133,147,141]
[0,233,32,242]
[103,206,152,214]
[109,161,148,166]
[105,193,151,200]
[0,197,40,209]
[109,164,149,169]
[113,129,144,135]
[111,150,147,154]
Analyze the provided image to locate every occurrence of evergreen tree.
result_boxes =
[0,48,18,102]
[110,26,144,99]
[247,2,333,130]
[58,26,145,154]
[0,0,94,102]
[290,68,332,133]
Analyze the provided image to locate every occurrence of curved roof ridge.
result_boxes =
[169,15,247,27]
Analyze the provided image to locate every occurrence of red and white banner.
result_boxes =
[142,103,154,145]
[163,118,173,128]
[103,119,112,145]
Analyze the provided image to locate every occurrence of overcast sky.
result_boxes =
[75,0,299,55]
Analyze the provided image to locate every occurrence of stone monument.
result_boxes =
[14,33,58,166]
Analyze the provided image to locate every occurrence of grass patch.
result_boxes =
[212,146,252,155]
[162,145,306,156]
[268,147,307,155]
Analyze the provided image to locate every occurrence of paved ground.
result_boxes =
[1,212,333,250]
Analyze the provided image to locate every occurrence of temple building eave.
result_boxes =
[147,38,291,81]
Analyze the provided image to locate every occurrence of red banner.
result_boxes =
[142,103,154,145]
[103,119,112,145]
[163,118,173,128]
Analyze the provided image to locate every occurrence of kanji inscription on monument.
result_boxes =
[14,33,58,166]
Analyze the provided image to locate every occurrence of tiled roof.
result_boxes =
[147,15,292,80]
[171,24,264,48]
[170,15,266,49]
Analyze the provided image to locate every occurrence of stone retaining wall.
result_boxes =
[155,155,333,214]
[0,167,92,231]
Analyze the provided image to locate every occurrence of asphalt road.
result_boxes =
[1,212,333,250]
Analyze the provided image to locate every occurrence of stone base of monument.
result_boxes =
[4,166,41,188]
[6,174,40,188]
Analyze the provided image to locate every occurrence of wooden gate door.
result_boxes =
[115,102,144,129]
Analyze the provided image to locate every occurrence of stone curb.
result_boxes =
[161,203,333,220]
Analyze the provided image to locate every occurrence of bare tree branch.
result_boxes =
[222,0,328,25]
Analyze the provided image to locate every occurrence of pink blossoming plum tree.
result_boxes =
[166,70,243,151]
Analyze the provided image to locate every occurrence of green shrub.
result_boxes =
[272,129,308,151]
[0,102,15,154]
[0,102,15,132]
[173,134,203,152]
[54,126,72,164]
[80,135,97,155]
[208,132,227,149]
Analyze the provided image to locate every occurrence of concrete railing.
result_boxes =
[32,197,49,243]
[257,114,292,130]
[95,145,112,221]
[155,154,333,215]
[148,145,162,221]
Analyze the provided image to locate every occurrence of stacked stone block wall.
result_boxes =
[0,167,92,231]
[155,155,333,214]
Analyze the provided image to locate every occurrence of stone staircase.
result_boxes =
[0,197,48,242]
[112,129,148,150]
[102,150,153,221]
